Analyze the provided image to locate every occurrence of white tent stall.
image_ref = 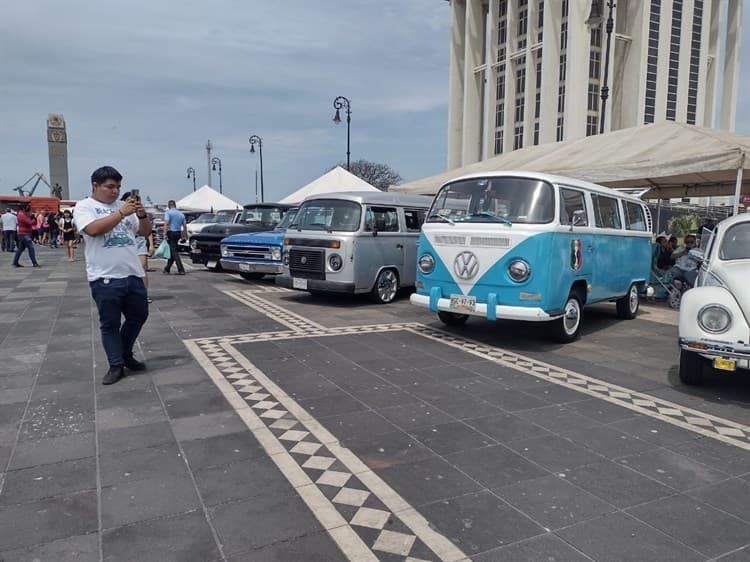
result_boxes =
[278,166,379,205]
[175,185,242,213]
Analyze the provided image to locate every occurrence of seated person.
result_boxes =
[655,236,674,271]
[668,234,699,287]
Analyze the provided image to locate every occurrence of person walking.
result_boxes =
[61,210,76,261]
[162,200,187,275]
[1,209,17,252]
[37,211,47,245]
[74,166,152,385]
[13,204,41,267]
[48,211,60,248]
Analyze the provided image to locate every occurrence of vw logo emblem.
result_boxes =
[454,251,479,280]
[300,256,307,264]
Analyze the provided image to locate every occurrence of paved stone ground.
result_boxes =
[0,245,749,561]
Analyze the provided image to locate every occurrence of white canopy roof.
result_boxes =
[393,122,750,201]
[175,185,242,213]
[278,166,379,204]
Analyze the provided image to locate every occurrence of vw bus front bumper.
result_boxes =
[410,293,557,322]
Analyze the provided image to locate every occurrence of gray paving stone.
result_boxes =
[0,457,96,506]
[163,389,233,419]
[97,421,175,455]
[102,510,220,562]
[0,532,99,562]
[667,437,750,477]
[557,511,704,562]
[194,455,293,506]
[0,387,31,405]
[507,434,604,473]
[564,397,640,424]
[377,402,455,431]
[472,533,593,562]
[560,423,656,458]
[95,403,167,432]
[444,444,548,489]
[298,391,368,419]
[319,409,397,441]
[618,448,730,490]
[100,475,201,529]
[609,414,703,446]
[626,493,750,558]
[99,443,189,487]
[419,490,543,555]
[410,421,496,455]
[225,530,348,562]
[688,478,750,523]
[343,430,434,469]
[150,364,209,386]
[180,431,265,472]
[515,404,601,433]
[171,410,247,442]
[0,491,98,551]
[0,373,36,391]
[19,396,94,442]
[345,383,421,409]
[96,386,162,411]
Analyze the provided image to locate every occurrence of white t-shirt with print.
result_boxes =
[73,197,145,282]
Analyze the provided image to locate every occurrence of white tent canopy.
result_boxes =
[175,185,242,213]
[278,166,379,204]
[393,122,750,210]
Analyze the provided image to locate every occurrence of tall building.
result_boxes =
[446,0,742,169]
[47,114,70,199]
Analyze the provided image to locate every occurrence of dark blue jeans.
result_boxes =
[2,230,16,252]
[13,234,38,265]
[90,276,149,368]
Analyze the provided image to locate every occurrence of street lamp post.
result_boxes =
[248,135,264,203]
[186,166,196,192]
[332,96,351,170]
[587,0,615,135]
[206,139,213,187]
[211,157,223,194]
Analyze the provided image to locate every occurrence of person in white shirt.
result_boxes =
[669,234,699,287]
[1,209,17,252]
[74,166,153,385]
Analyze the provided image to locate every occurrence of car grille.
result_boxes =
[225,245,275,260]
[289,249,325,280]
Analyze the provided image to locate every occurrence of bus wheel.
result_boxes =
[371,269,399,304]
[438,311,469,326]
[616,283,640,319]
[678,348,705,385]
[551,294,582,343]
[240,272,265,280]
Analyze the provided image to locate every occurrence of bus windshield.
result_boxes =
[291,200,361,232]
[428,177,555,224]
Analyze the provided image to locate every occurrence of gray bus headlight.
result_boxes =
[271,247,281,261]
[220,245,229,257]
[508,260,531,282]
[418,254,435,274]
[328,253,343,271]
[698,305,731,334]
[190,239,198,250]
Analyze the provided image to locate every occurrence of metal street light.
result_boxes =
[186,166,196,192]
[211,157,223,194]
[248,135,264,203]
[332,95,351,170]
[588,0,615,135]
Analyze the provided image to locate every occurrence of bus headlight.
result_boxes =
[220,245,229,257]
[508,260,531,282]
[418,254,435,274]
[698,305,731,334]
[328,253,343,271]
[271,247,281,261]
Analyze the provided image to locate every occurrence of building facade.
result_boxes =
[447,0,742,169]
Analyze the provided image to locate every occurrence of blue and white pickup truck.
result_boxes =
[219,208,298,280]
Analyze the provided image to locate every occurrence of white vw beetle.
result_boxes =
[678,213,750,384]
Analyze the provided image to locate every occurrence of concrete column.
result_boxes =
[703,0,721,127]
[694,0,714,126]
[611,0,647,130]
[563,0,590,140]
[720,0,741,131]
[676,1,694,122]
[447,0,467,169]
[461,0,484,165]
[484,0,499,159]
[653,0,673,122]
[539,0,560,144]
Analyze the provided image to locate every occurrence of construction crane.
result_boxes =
[13,173,54,197]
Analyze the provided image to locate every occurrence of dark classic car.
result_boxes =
[189,203,295,269]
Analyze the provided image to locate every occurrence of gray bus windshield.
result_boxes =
[428,177,554,224]
[292,200,361,232]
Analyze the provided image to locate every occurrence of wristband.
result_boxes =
[118,209,126,219]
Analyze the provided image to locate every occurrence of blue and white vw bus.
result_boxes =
[410,172,652,341]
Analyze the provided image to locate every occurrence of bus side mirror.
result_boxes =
[570,210,586,230]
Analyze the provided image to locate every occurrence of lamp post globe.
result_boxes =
[186,166,196,192]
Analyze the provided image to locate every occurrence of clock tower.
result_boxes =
[47,114,70,199]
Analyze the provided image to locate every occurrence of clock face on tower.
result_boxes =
[48,130,67,143]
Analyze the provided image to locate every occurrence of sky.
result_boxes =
[1,1,749,206]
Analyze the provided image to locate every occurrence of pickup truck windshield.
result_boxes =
[238,207,286,228]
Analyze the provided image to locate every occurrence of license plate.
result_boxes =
[207,260,217,269]
[449,294,476,313]
[239,263,250,272]
[713,357,737,371]
[293,277,308,290]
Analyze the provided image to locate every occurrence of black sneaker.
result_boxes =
[33,264,41,268]
[162,268,170,274]
[102,366,125,385]
[123,355,147,372]
[12,263,23,267]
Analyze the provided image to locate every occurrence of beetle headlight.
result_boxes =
[271,247,281,261]
[220,245,229,257]
[698,305,732,334]
[418,254,435,274]
[328,253,343,271]
[508,259,531,282]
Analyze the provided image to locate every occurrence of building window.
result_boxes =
[518,0,528,50]
[498,0,508,62]
[557,0,568,141]
[494,63,506,155]
[687,0,703,124]
[666,0,682,121]
[534,51,542,145]
[537,0,544,42]
[514,56,526,150]
[644,0,660,124]
[586,25,602,135]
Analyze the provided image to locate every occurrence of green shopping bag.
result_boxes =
[154,239,171,259]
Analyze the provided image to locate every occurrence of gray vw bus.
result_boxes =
[276,192,432,303]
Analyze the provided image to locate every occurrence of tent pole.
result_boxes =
[733,164,743,215]
[655,199,662,234]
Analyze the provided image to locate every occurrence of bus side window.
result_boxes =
[365,207,399,232]
[404,209,426,231]
[623,201,647,231]
[560,188,588,226]
[592,194,622,229]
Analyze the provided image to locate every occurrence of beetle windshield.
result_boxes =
[292,200,361,232]
[428,177,554,224]
[238,206,286,228]
[720,222,750,260]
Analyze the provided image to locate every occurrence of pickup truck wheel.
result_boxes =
[240,272,265,280]
[438,311,469,326]
[370,269,399,304]
[616,283,640,319]
[550,294,582,343]
[678,348,705,385]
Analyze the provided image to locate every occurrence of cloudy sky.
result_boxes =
[1,1,749,205]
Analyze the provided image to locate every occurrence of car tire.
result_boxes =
[616,283,640,319]
[438,311,469,326]
[678,348,705,385]
[370,268,399,304]
[550,293,582,343]
[240,272,265,280]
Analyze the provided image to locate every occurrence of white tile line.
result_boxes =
[223,289,327,332]
[224,342,470,562]
[183,339,378,562]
